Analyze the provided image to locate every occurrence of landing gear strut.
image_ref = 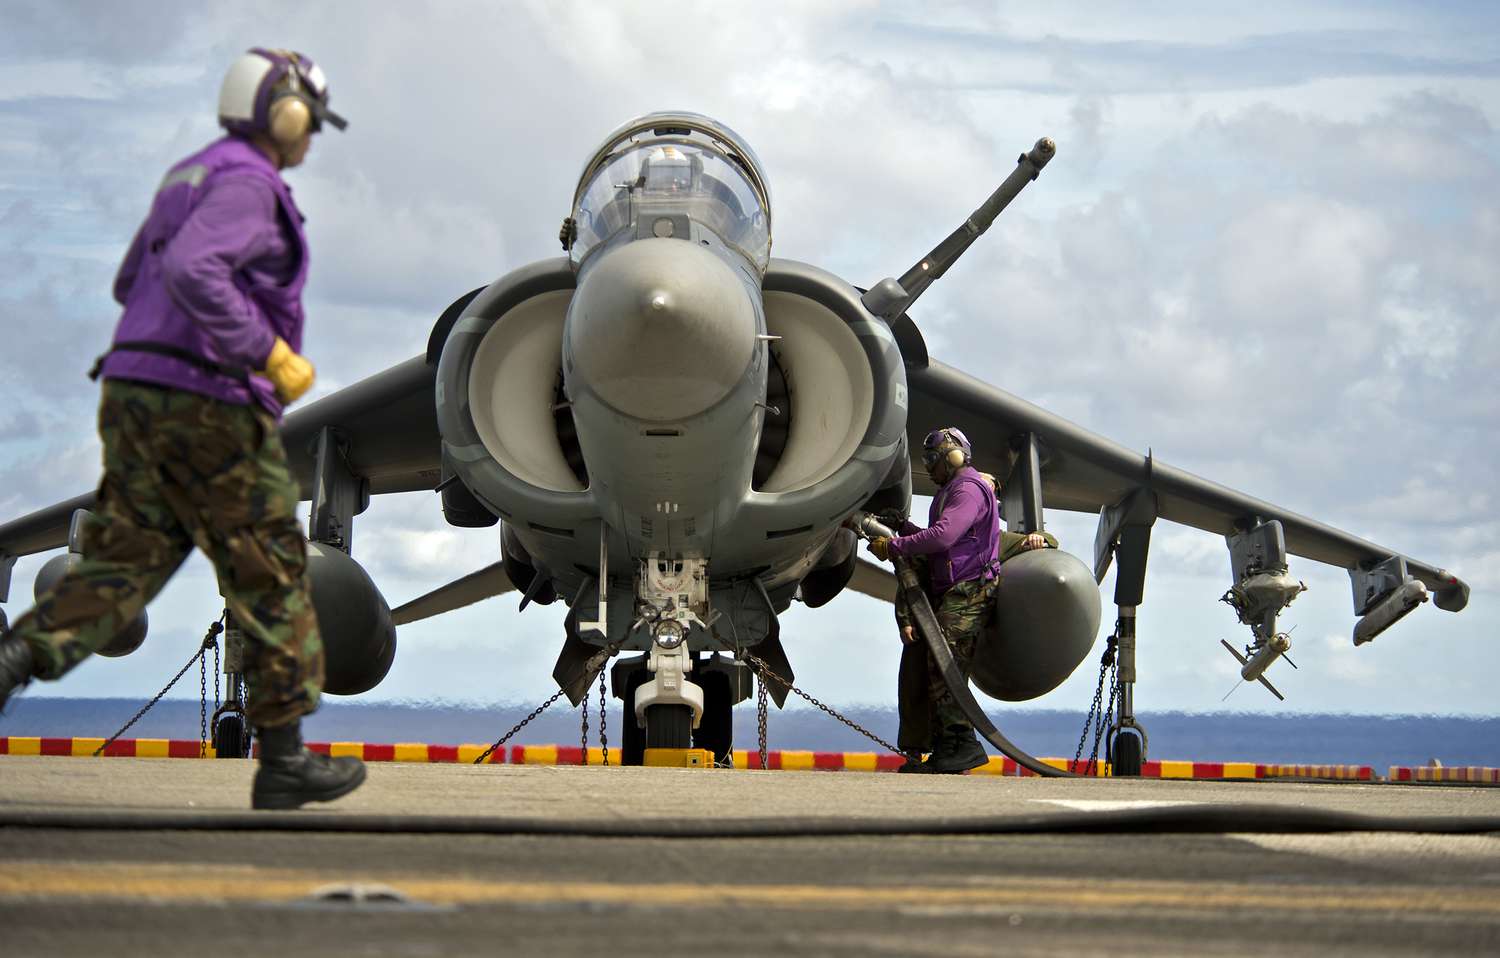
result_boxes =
[1108,607,1145,776]
[1094,487,1157,777]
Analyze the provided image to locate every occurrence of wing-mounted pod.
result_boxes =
[971,434,1104,701]
[1349,555,1429,646]
[305,541,396,694]
[434,258,599,577]
[31,510,148,658]
[972,547,1102,701]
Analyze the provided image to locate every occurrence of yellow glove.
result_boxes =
[260,337,315,404]
[868,536,892,562]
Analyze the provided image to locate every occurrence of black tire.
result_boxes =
[694,671,733,765]
[644,704,693,750]
[215,714,248,759]
[1110,728,1144,777]
[620,670,648,766]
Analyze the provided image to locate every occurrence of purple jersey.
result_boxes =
[98,136,309,419]
[888,465,1001,593]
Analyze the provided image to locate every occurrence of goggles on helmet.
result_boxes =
[284,53,346,133]
[921,427,971,469]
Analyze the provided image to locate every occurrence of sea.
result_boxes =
[4,697,1497,769]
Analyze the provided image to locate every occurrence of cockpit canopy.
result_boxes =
[570,112,772,272]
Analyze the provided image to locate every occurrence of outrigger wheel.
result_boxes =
[1109,726,1144,777]
[214,713,249,759]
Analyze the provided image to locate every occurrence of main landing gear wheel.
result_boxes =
[645,704,693,750]
[214,714,248,759]
[1110,727,1144,777]
[693,670,733,766]
[620,669,648,766]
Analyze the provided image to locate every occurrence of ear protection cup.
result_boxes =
[946,446,966,469]
[268,94,311,146]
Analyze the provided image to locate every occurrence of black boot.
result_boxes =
[905,727,947,775]
[896,752,927,773]
[920,726,988,774]
[251,721,366,810]
[0,634,36,714]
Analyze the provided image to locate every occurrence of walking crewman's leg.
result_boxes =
[0,383,195,709]
[166,391,362,809]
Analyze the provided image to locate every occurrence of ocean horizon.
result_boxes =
[4,697,1497,770]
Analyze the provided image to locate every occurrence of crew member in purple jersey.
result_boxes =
[868,428,1048,773]
[0,49,363,810]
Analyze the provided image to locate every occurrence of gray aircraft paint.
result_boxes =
[0,114,1469,723]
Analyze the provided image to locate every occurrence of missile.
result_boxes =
[1238,633,1290,683]
[1220,637,1288,701]
[1353,579,1428,646]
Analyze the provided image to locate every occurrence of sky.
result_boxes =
[0,1,1496,723]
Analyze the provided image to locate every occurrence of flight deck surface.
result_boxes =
[3,758,1498,956]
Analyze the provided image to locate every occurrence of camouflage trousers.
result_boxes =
[895,569,994,752]
[9,379,323,728]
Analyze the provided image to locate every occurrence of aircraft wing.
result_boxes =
[847,557,898,605]
[0,355,441,562]
[905,359,1470,612]
[391,560,514,626]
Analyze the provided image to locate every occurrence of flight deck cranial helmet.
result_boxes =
[217,48,347,150]
[922,427,972,473]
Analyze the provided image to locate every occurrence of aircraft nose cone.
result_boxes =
[567,238,757,421]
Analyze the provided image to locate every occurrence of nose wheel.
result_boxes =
[619,669,700,761]
[620,663,732,763]
[645,705,694,749]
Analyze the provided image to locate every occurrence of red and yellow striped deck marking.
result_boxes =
[0,736,215,759]
[1388,765,1500,784]
[4,737,1494,784]
[1260,763,1375,781]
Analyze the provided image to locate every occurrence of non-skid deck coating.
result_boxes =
[2,757,1498,957]
[1,754,1497,826]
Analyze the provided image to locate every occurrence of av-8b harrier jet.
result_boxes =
[0,113,1470,774]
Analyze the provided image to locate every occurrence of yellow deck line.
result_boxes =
[1,861,1496,916]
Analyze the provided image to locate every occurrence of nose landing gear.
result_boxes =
[615,653,745,766]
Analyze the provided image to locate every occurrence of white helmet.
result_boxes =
[218,48,347,146]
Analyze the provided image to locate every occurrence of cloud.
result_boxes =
[858,14,1500,96]
[0,3,1494,718]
